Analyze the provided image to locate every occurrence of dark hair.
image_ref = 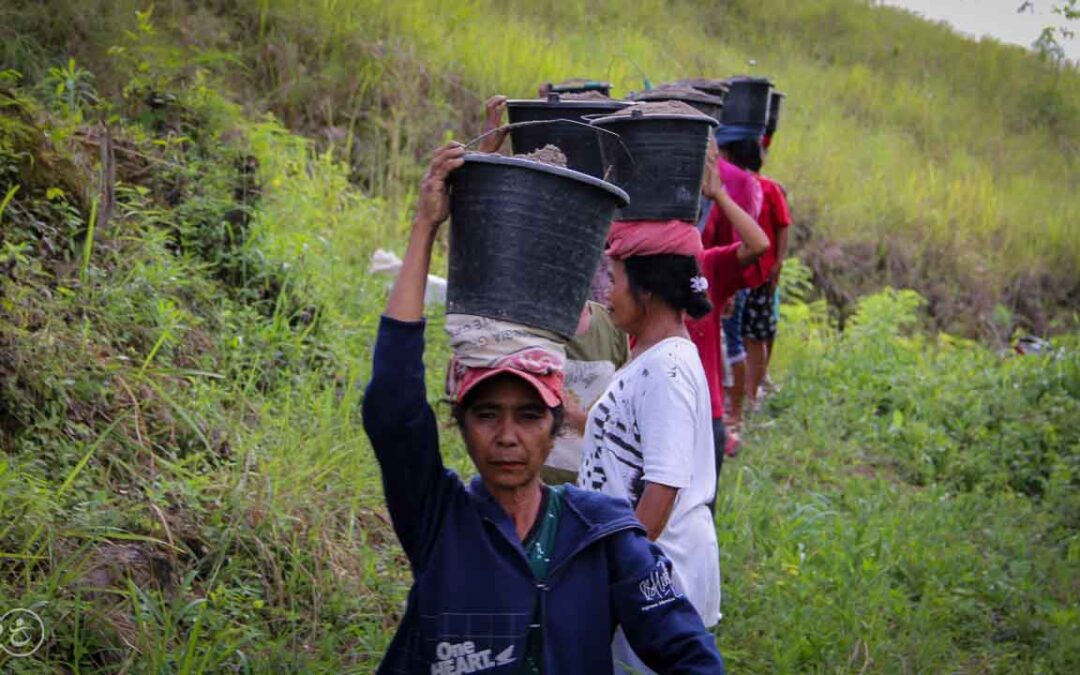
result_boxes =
[722,137,763,173]
[623,254,712,319]
[452,378,565,439]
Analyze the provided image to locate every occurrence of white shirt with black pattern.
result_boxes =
[578,337,721,627]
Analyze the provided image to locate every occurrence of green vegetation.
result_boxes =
[723,274,1079,671]
[1,0,1077,672]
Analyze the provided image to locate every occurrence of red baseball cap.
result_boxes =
[456,366,564,408]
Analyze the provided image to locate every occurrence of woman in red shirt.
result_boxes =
[687,139,770,499]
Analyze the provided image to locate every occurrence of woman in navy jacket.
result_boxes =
[362,143,725,674]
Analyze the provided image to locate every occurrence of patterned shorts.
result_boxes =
[741,283,777,341]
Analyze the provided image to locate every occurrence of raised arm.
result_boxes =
[363,143,465,571]
[386,143,465,321]
[702,137,769,266]
[476,95,509,154]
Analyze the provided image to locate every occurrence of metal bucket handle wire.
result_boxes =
[463,118,634,182]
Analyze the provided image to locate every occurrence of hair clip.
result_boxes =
[690,276,709,294]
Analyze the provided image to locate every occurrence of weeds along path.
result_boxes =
[0,0,1077,671]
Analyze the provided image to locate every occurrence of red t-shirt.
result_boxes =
[753,176,793,282]
[686,243,760,419]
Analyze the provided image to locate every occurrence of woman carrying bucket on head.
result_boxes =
[580,101,769,674]
[609,83,769,484]
[744,90,793,411]
[579,172,766,674]
[689,135,770,487]
[475,93,633,487]
[695,77,775,461]
[693,132,768,468]
[577,216,719,674]
[363,142,724,673]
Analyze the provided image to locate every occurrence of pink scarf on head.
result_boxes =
[605,220,703,260]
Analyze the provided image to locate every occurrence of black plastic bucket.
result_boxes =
[591,109,718,222]
[448,154,629,337]
[766,91,785,137]
[507,95,630,178]
[721,77,774,127]
[626,86,725,123]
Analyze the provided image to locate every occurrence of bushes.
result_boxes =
[771,287,1080,498]
[720,286,1079,672]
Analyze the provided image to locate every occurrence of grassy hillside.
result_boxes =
[7,0,1077,335]
[1,0,1078,672]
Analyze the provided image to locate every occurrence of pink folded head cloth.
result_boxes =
[605,219,703,260]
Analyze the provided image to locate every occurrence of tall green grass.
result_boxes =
[5,0,1077,330]
[233,0,1079,332]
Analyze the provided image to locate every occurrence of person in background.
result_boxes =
[687,137,770,494]
[579,151,766,674]
[543,287,630,485]
[753,134,793,402]
[743,135,792,409]
[694,135,766,464]
[364,143,724,674]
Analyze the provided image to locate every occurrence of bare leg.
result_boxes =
[726,360,746,428]
[745,339,768,411]
[762,336,777,392]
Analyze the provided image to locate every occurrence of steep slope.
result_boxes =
[5,0,1079,334]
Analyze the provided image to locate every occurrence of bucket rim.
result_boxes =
[460,153,630,207]
[674,77,730,92]
[625,88,725,107]
[588,111,720,127]
[725,75,775,87]
[693,87,729,99]
[506,98,632,110]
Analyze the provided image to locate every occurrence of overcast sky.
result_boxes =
[881,0,1079,60]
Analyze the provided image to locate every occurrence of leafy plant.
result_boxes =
[42,57,99,123]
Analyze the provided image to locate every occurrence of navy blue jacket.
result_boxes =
[362,317,724,674]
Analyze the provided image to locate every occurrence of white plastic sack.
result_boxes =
[368,248,447,307]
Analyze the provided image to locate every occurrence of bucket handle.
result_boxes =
[463,118,624,150]
[580,106,646,122]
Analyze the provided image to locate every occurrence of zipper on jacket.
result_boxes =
[536,581,548,675]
